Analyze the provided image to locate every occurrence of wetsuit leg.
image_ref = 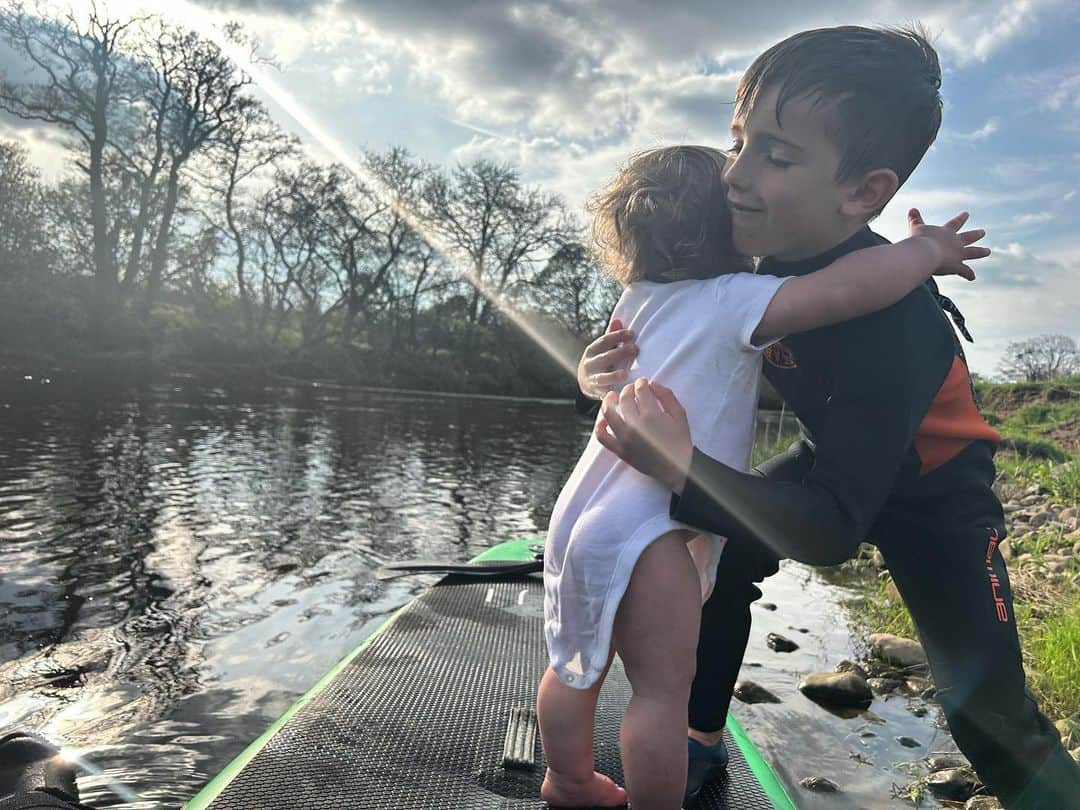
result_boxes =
[877,515,1080,807]
[687,440,813,732]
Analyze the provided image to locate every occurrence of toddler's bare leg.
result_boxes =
[538,646,627,807]
[613,530,701,809]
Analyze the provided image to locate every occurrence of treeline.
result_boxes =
[0,4,618,395]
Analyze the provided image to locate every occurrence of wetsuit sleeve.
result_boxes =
[575,389,601,418]
[671,294,952,565]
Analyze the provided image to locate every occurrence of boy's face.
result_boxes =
[723,84,856,261]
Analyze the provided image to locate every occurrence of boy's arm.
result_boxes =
[669,291,956,565]
[752,210,986,346]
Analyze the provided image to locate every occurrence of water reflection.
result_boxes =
[0,373,596,806]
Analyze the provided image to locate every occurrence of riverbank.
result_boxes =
[841,376,1080,803]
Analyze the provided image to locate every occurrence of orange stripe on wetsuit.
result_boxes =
[914,356,1001,476]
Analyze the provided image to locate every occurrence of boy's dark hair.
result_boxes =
[588,145,750,286]
[736,25,942,189]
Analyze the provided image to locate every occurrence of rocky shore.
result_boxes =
[743,378,1080,806]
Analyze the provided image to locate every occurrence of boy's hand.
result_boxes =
[578,317,639,400]
[907,208,990,281]
[595,378,692,495]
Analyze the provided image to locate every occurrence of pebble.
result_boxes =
[1029,511,1053,527]
[798,671,872,709]
[799,776,839,793]
[896,735,922,748]
[908,703,928,717]
[928,754,970,771]
[867,677,904,695]
[766,632,799,653]
[965,798,1003,810]
[835,660,869,680]
[997,538,1013,560]
[905,676,935,698]
[926,768,980,801]
[1055,718,1080,748]
[757,602,777,611]
[733,680,781,705]
[869,633,928,668]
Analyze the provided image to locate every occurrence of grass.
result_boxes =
[1019,597,1080,722]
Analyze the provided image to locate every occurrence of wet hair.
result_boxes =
[735,25,942,188]
[588,145,749,286]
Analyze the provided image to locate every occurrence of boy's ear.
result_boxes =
[840,168,900,219]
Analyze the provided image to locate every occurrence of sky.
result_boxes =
[2,0,1078,378]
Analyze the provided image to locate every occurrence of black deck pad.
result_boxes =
[206,573,777,809]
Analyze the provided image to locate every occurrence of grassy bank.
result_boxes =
[847,375,1080,751]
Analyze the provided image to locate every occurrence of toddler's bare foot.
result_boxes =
[541,767,628,807]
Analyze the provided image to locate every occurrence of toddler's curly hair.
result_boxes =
[588,145,749,286]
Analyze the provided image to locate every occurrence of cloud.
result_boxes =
[1015,211,1054,225]
[187,0,1058,145]
[945,118,999,141]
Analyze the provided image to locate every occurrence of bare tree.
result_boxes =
[0,2,140,299]
[997,334,1080,382]
[139,21,252,314]
[207,91,297,341]
[419,159,576,358]
[528,240,618,337]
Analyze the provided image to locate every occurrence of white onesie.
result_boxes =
[544,271,789,689]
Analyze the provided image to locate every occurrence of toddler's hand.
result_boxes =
[907,208,990,281]
[578,317,639,400]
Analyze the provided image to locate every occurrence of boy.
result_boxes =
[579,25,1080,809]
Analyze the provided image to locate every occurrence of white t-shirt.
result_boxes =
[544,271,789,689]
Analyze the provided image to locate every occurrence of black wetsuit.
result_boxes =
[576,226,1080,808]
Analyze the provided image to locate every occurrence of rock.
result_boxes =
[869,633,928,668]
[867,677,904,695]
[965,797,1003,810]
[1048,556,1072,573]
[926,768,980,801]
[884,577,902,602]
[1003,501,1021,514]
[835,660,869,680]
[1024,484,1044,496]
[1071,747,1080,763]
[799,775,839,793]
[1055,718,1080,748]
[757,602,777,611]
[1029,511,1053,528]
[908,703,928,717]
[905,676,935,697]
[872,548,886,568]
[1020,494,1042,506]
[1061,506,1078,521]
[798,671,872,709]
[928,754,970,771]
[896,735,922,748]
[766,632,799,653]
[1073,541,1080,558]
[733,680,781,704]
[998,538,1013,560]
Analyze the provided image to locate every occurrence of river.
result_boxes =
[0,371,958,808]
